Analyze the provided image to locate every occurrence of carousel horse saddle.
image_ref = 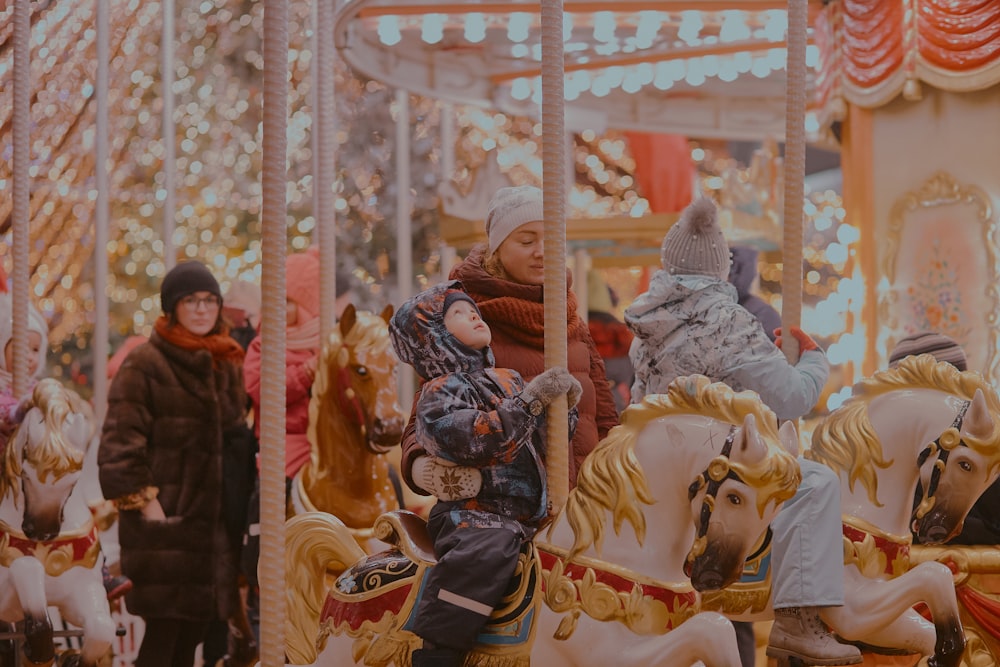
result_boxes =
[323,511,539,650]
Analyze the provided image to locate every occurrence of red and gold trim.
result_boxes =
[538,543,698,638]
[0,518,101,577]
[842,516,911,579]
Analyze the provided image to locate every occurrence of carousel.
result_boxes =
[2,1,1000,667]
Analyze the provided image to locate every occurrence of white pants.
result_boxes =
[770,457,845,608]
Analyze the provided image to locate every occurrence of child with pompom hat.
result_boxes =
[626,197,860,666]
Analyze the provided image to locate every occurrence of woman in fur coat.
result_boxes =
[99,261,247,667]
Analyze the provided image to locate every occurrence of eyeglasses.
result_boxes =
[179,295,221,311]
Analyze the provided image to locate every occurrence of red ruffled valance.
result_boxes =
[821,0,1000,108]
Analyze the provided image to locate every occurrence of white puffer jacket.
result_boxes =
[625,270,829,421]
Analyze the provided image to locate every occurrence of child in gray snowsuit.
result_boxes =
[389,280,579,667]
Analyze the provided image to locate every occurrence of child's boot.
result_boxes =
[410,647,463,667]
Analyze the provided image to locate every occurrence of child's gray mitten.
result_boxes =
[412,455,481,500]
[517,367,580,415]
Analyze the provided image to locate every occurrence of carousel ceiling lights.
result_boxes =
[335,0,827,140]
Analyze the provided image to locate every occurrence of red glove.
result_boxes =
[773,326,819,352]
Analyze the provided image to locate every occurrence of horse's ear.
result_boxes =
[733,413,767,465]
[339,304,357,339]
[778,420,800,458]
[963,388,995,441]
[380,304,393,324]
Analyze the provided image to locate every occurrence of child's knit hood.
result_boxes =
[389,280,494,381]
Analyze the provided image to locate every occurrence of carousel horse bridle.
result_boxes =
[914,399,970,520]
[684,425,740,573]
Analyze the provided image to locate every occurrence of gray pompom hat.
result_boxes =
[660,198,730,277]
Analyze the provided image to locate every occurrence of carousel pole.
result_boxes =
[261,0,289,663]
[780,0,808,364]
[11,0,30,397]
[94,0,111,422]
[315,0,337,336]
[162,0,176,269]
[540,0,569,516]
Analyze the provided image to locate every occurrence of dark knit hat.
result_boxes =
[660,197,730,277]
[888,332,967,372]
[161,261,222,314]
[443,289,479,318]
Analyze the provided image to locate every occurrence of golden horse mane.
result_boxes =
[0,378,84,504]
[808,354,1000,507]
[564,375,800,561]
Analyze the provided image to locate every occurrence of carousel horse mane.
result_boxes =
[0,378,84,506]
[809,353,1000,508]
[564,375,801,561]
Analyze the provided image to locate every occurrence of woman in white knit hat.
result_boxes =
[625,197,861,666]
[400,184,619,501]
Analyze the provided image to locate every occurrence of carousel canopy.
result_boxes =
[334,0,831,142]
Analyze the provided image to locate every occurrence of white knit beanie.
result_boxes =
[660,197,730,277]
[485,185,544,254]
[0,291,50,376]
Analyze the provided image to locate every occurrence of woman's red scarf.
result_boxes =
[154,316,245,367]
[450,246,588,348]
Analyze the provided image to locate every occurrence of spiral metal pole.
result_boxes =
[541,0,568,516]
[11,0,30,398]
[261,0,289,663]
[162,0,176,269]
[316,0,337,336]
[94,0,111,422]
[780,0,808,364]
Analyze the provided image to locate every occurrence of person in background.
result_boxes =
[401,184,619,503]
[887,332,1000,546]
[223,279,262,351]
[586,271,633,413]
[729,245,781,342]
[625,197,860,666]
[99,261,247,667]
[389,281,579,667]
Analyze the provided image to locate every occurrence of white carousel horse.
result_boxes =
[0,379,116,667]
[289,304,406,553]
[702,354,1000,666]
[283,376,802,667]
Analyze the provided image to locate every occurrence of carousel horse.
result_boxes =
[701,354,1000,666]
[0,379,117,667]
[283,375,802,667]
[289,304,407,552]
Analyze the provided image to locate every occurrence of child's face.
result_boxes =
[4,331,42,377]
[444,300,491,350]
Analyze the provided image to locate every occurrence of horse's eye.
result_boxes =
[727,493,742,506]
[356,366,368,377]
[958,460,973,472]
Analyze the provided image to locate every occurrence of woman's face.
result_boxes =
[175,291,221,336]
[496,220,545,286]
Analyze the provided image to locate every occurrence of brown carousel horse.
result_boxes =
[288,304,406,552]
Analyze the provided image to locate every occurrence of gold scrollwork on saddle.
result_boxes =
[842,516,911,580]
[538,544,698,639]
[0,519,101,577]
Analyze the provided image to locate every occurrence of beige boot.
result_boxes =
[767,607,863,665]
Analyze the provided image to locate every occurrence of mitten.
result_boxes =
[412,455,481,501]
[519,367,578,409]
[566,375,582,408]
[774,326,820,353]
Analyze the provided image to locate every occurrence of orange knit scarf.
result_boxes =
[154,316,245,367]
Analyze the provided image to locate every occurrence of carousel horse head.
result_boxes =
[563,375,801,593]
[0,378,89,541]
[310,303,405,453]
[810,353,1000,544]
